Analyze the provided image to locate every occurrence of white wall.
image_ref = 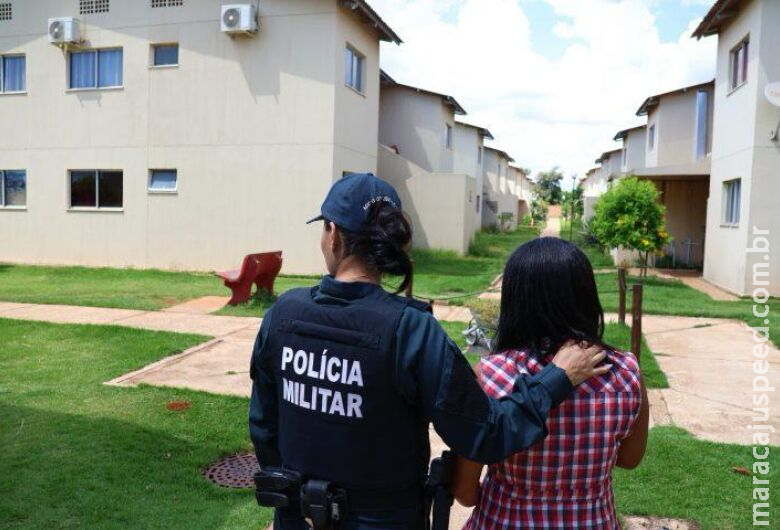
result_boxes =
[378,145,474,254]
[704,0,780,295]
[453,123,484,234]
[623,128,647,173]
[378,86,455,173]
[0,0,382,274]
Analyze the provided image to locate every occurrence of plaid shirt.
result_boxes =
[464,348,642,530]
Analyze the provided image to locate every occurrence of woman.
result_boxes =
[452,237,649,529]
[248,174,609,530]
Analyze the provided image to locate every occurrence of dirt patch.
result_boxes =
[166,400,191,412]
[623,516,700,530]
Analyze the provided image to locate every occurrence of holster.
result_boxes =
[425,451,455,530]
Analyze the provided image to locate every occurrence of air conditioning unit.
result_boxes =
[221,4,258,35]
[48,17,81,45]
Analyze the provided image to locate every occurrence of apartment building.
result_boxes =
[453,121,493,234]
[631,81,714,267]
[694,0,780,295]
[614,125,647,174]
[377,73,476,253]
[508,165,532,222]
[482,146,516,229]
[582,166,608,222]
[0,0,399,274]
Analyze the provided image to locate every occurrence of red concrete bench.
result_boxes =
[216,251,283,306]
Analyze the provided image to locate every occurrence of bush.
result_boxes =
[591,177,670,276]
[531,199,549,225]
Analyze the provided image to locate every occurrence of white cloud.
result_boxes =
[371,0,716,178]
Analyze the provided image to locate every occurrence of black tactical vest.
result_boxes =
[265,286,430,491]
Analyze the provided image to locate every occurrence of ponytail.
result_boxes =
[339,202,413,294]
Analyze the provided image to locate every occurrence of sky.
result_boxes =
[370,0,717,186]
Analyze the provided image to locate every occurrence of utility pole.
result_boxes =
[569,174,576,241]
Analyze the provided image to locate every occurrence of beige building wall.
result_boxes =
[644,85,714,171]
[623,127,647,173]
[378,86,455,173]
[0,0,388,274]
[378,145,475,254]
[703,0,780,295]
[482,148,516,228]
[453,123,484,234]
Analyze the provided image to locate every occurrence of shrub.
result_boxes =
[590,177,671,276]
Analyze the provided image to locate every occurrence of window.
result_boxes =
[0,170,26,207]
[622,147,627,170]
[344,46,364,93]
[152,44,178,67]
[445,124,453,149]
[695,90,709,159]
[69,49,123,89]
[149,169,177,192]
[477,146,483,164]
[648,124,656,151]
[722,179,741,225]
[730,38,749,90]
[476,195,480,213]
[0,55,25,93]
[80,0,109,15]
[69,170,123,208]
[0,3,11,21]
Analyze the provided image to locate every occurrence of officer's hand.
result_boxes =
[551,341,611,386]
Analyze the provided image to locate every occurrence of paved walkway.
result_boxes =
[541,215,561,237]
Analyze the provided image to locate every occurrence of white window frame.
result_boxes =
[67,47,124,91]
[344,45,365,94]
[729,37,749,92]
[0,169,27,208]
[721,179,741,226]
[694,89,710,159]
[0,54,26,94]
[148,169,178,194]
[68,169,124,210]
[150,43,179,68]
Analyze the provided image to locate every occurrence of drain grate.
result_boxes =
[203,452,260,489]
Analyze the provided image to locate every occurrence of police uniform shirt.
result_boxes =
[249,275,573,472]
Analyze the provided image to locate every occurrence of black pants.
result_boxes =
[274,504,427,530]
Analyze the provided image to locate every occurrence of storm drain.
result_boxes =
[203,452,260,489]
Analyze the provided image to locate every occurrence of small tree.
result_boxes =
[530,198,549,226]
[591,177,671,277]
[534,167,564,205]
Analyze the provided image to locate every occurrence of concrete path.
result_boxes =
[540,215,561,237]
[606,312,780,446]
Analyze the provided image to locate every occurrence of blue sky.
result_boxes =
[372,0,717,177]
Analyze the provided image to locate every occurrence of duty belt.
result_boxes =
[254,468,424,530]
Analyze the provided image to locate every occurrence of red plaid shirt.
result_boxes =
[464,348,642,530]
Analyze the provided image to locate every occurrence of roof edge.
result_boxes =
[343,0,403,44]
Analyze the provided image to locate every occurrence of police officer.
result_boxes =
[249,174,609,530]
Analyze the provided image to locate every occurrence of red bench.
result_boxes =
[216,251,283,306]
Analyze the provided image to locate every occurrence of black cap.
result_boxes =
[307,173,402,232]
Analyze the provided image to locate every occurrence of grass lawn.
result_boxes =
[0,318,270,530]
[614,426,777,529]
[0,228,537,316]
[0,263,319,312]
[596,272,780,348]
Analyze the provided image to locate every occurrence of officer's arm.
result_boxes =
[395,309,573,465]
[249,307,282,468]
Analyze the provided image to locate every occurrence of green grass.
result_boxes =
[0,318,271,530]
[603,322,668,388]
[614,426,777,529]
[560,218,614,268]
[0,263,318,313]
[596,272,780,348]
[403,227,539,303]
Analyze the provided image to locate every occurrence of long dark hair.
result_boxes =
[493,237,606,357]
[327,202,413,294]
